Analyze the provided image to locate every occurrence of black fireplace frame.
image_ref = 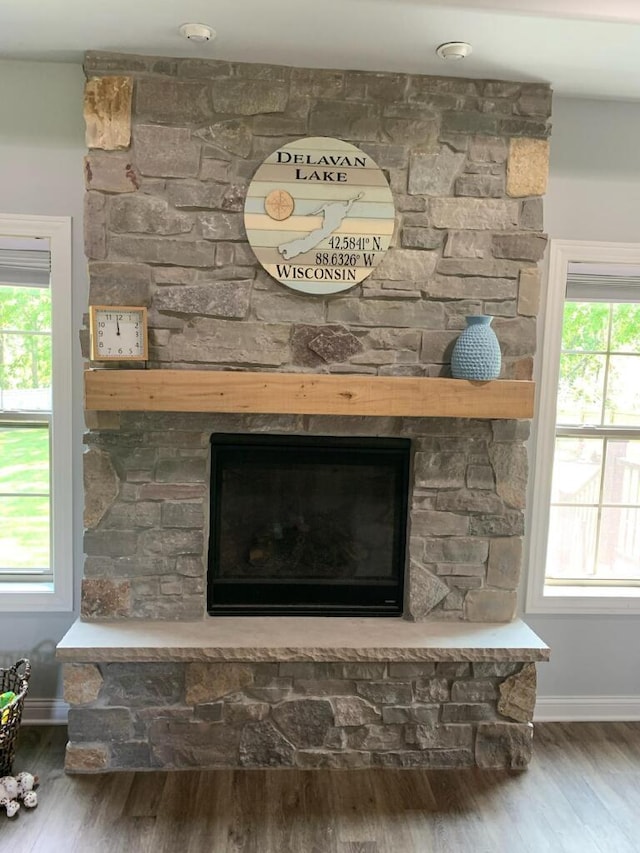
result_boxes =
[207,433,411,617]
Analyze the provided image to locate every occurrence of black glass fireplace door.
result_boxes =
[207,434,410,616]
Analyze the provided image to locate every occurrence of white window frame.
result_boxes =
[527,239,640,615]
[0,214,73,612]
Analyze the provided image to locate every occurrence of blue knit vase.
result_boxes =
[451,315,501,380]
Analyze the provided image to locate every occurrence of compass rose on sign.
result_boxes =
[264,189,295,221]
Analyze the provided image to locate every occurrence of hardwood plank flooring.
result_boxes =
[3,723,640,853]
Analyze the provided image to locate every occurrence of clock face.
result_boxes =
[90,306,148,361]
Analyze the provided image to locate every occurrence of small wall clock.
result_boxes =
[89,305,148,361]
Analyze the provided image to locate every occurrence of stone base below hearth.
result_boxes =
[58,619,547,772]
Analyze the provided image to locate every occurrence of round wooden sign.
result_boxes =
[244,136,395,295]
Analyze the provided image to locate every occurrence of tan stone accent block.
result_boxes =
[498,662,537,722]
[185,662,254,704]
[81,578,131,619]
[507,138,549,198]
[64,664,104,706]
[65,742,110,773]
[84,447,119,528]
[518,267,541,316]
[84,76,133,150]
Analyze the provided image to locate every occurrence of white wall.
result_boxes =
[527,96,640,702]
[0,60,86,701]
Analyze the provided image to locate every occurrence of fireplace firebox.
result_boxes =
[207,434,410,616]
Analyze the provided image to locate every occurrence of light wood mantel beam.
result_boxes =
[84,369,534,419]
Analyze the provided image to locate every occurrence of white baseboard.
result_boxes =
[22,698,69,725]
[535,695,640,722]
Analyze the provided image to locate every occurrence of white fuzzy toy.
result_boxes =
[0,772,38,818]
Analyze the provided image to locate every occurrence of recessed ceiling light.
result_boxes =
[436,42,473,61]
[179,23,216,43]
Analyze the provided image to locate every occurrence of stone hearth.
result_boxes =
[59,618,548,771]
[57,51,551,771]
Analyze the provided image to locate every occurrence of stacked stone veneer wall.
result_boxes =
[74,52,551,772]
[84,412,529,622]
[81,51,551,624]
[64,660,537,772]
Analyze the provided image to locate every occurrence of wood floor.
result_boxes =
[4,723,640,852]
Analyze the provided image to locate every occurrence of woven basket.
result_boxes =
[0,659,30,776]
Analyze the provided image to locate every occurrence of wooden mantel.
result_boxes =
[84,369,534,419]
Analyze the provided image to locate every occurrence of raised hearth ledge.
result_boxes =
[84,370,535,419]
[56,617,548,664]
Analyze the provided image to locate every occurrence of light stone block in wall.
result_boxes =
[65,743,111,773]
[489,443,528,509]
[81,578,131,619]
[154,282,252,320]
[443,231,493,259]
[84,151,139,193]
[498,662,537,723]
[408,147,466,196]
[406,561,450,620]
[84,76,132,150]
[517,267,541,316]
[83,448,118,528]
[487,537,523,590]
[429,198,519,230]
[168,321,290,366]
[327,299,444,329]
[64,664,104,706]
[507,138,550,197]
[464,589,517,622]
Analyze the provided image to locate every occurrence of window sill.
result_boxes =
[526,583,640,615]
[0,580,72,613]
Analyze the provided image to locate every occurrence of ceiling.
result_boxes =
[2,0,640,100]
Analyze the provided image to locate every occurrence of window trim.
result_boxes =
[0,214,73,612]
[527,239,640,615]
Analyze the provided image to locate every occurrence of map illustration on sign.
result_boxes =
[278,192,364,260]
[244,137,396,295]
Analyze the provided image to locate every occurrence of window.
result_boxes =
[0,215,72,612]
[528,240,640,613]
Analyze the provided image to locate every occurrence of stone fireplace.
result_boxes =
[58,51,550,772]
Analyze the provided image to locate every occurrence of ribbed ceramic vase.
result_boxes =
[451,315,501,380]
